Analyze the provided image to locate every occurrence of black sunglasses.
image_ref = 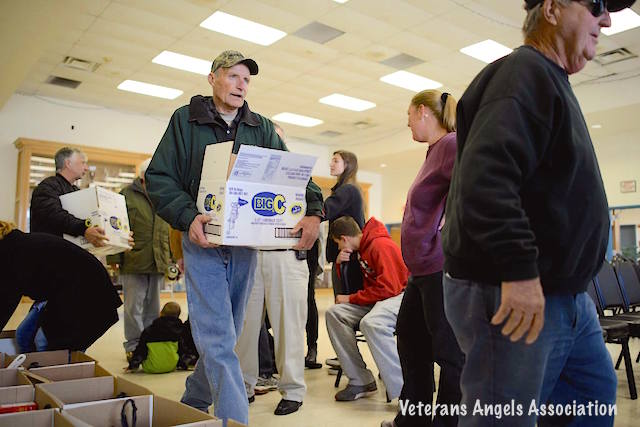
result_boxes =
[575,0,608,17]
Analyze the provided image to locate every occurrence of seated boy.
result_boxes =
[127,301,186,373]
[325,216,408,402]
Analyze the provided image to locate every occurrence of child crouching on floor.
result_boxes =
[126,302,196,373]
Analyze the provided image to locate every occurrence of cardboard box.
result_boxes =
[197,143,316,248]
[0,369,36,413]
[59,186,132,256]
[5,350,95,369]
[58,395,222,426]
[35,376,151,409]
[0,332,17,357]
[26,362,111,383]
[0,369,33,388]
[0,408,73,427]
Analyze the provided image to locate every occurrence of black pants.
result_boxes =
[258,316,276,377]
[306,240,320,351]
[394,272,465,427]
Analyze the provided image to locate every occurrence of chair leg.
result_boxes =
[334,367,342,388]
[615,349,623,370]
[620,338,638,400]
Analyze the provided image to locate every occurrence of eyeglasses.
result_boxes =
[574,0,608,17]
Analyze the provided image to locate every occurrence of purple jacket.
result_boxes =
[401,132,457,276]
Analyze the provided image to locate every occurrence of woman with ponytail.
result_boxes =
[382,91,464,427]
[0,221,122,351]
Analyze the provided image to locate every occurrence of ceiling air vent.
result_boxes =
[320,130,343,137]
[46,76,82,89]
[380,53,424,69]
[293,22,344,44]
[62,56,101,72]
[353,120,374,130]
[594,48,637,66]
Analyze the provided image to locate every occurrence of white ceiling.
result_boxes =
[4,0,640,168]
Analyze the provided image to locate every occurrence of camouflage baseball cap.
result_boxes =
[211,50,259,75]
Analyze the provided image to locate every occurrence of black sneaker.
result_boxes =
[335,382,377,401]
[274,399,302,415]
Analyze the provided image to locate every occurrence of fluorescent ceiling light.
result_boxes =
[117,80,183,100]
[319,93,376,111]
[592,124,602,129]
[30,172,46,178]
[152,51,212,75]
[380,163,387,168]
[273,112,323,127]
[602,9,640,35]
[119,172,136,178]
[460,39,513,63]
[106,176,135,184]
[200,11,286,46]
[31,156,55,164]
[380,70,442,92]
[30,165,56,172]
[333,0,349,3]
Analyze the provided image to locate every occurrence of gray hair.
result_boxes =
[54,147,83,172]
[522,0,571,39]
[139,158,152,177]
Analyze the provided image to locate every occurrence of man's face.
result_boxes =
[65,152,88,181]
[557,1,611,74]
[209,63,251,113]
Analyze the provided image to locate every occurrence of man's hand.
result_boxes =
[127,231,135,249]
[336,248,352,265]
[85,226,108,247]
[189,214,218,249]
[491,278,545,344]
[292,215,321,250]
[335,294,350,304]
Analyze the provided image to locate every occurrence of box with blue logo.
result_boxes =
[59,186,132,256]
[197,142,317,248]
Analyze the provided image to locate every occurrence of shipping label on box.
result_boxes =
[60,186,132,256]
[197,143,316,248]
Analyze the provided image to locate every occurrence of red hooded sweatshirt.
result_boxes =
[346,217,408,306]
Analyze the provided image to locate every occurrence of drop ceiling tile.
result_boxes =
[324,32,371,54]
[221,0,308,33]
[86,18,177,50]
[320,6,401,43]
[100,2,193,38]
[345,0,432,29]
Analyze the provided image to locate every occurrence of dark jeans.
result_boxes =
[306,240,319,351]
[443,275,617,427]
[16,300,48,353]
[395,272,465,427]
[258,317,276,377]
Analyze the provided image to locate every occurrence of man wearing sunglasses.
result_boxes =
[442,0,635,426]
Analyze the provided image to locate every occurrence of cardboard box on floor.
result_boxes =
[5,350,95,369]
[0,368,34,407]
[0,408,74,427]
[25,362,111,383]
[0,332,17,356]
[59,186,132,256]
[35,376,151,409]
[57,395,228,426]
[197,142,316,248]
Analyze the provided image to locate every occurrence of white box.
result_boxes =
[197,142,316,248]
[60,186,132,256]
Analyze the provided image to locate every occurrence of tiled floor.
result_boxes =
[4,289,639,426]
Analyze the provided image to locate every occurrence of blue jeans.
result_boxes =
[179,236,257,427]
[443,275,617,427]
[16,301,48,353]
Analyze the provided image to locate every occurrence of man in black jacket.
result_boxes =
[30,147,108,246]
[440,1,634,426]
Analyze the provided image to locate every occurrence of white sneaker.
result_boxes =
[255,375,278,394]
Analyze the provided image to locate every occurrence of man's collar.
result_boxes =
[188,95,260,127]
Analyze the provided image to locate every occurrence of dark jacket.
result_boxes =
[30,174,86,237]
[443,46,609,295]
[146,96,323,232]
[128,316,184,370]
[0,230,122,351]
[106,178,171,274]
[324,183,364,263]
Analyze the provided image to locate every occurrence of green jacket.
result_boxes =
[107,178,171,274]
[146,96,324,231]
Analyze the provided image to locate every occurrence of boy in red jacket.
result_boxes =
[326,216,408,402]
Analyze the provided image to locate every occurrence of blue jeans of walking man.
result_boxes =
[443,275,617,427]
[179,236,257,426]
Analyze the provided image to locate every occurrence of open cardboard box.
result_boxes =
[60,186,132,256]
[58,395,225,426]
[25,362,111,384]
[0,408,74,427]
[35,376,150,409]
[197,142,316,248]
[5,350,95,370]
[0,368,35,408]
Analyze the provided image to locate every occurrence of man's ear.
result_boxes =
[207,72,215,87]
[541,0,560,26]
